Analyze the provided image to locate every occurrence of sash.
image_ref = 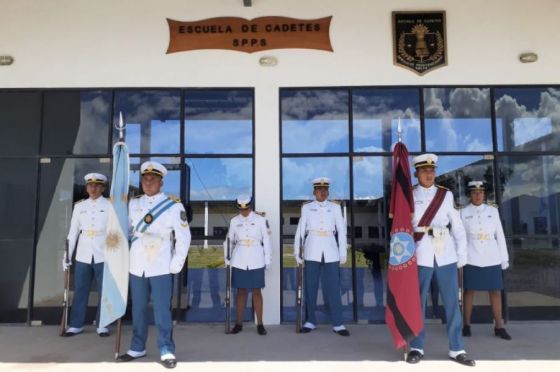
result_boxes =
[413,187,447,242]
[130,197,176,243]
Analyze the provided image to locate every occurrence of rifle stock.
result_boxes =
[295,234,304,333]
[59,240,70,336]
[225,237,231,334]
[114,318,122,359]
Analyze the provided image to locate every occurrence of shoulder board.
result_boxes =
[75,198,86,205]
[302,200,313,207]
[330,199,343,206]
[436,184,450,191]
[486,202,499,208]
[168,195,181,203]
[456,204,468,210]
[134,194,143,199]
[255,211,266,217]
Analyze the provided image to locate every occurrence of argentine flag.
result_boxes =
[99,127,130,328]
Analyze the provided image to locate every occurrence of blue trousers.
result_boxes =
[69,261,104,328]
[410,261,464,352]
[304,260,343,327]
[130,274,174,356]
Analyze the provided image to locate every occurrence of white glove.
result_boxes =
[265,263,271,270]
[339,256,347,265]
[169,258,184,274]
[501,261,509,270]
[457,256,467,269]
[294,256,303,265]
[62,254,71,272]
[224,258,231,267]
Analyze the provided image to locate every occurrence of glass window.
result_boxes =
[186,158,252,201]
[0,159,38,322]
[281,89,349,153]
[33,158,111,318]
[0,92,41,156]
[352,88,421,152]
[185,90,253,154]
[42,91,112,155]
[424,88,493,152]
[495,88,560,152]
[114,90,181,154]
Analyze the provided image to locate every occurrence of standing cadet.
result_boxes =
[117,161,191,369]
[62,173,110,337]
[224,195,271,335]
[406,154,476,366]
[461,181,511,340]
[294,177,349,336]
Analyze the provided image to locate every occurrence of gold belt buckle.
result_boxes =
[477,233,486,241]
[242,239,252,246]
[83,230,95,237]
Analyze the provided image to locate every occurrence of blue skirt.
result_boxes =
[463,264,503,290]
[232,267,265,289]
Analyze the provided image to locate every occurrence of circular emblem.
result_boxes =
[144,213,154,224]
[389,232,415,266]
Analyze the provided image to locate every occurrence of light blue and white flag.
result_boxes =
[99,116,130,328]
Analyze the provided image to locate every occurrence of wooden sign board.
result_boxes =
[167,16,333,54]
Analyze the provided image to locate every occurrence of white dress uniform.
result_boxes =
[67,196,110,264]
[413,185,467,267]
[128,192,191,277]
[461,203,509,268]
[225,211,271,270]
[294,200,347,263]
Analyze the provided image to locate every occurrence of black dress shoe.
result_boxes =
[116,353,146,362]
[450,353,476,367]
[230,324,243,334]
[462,325,472,337]
[257,324,267,335]
[333,329,350,336]
[161,358,177,369]
[98,331,110,337]
[301,326,314,333]
[62,331,83,337]
[406,350,423,364]
[495,327,512,340]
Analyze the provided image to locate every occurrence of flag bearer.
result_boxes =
[62,173,110,337]
[406,154,475,366]
[461,181,511,340]
[293,177,349,336]
[224,195,272,335]
[116,161,191,369]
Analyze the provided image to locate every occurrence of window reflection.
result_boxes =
[424,88,493,152]
[114,90,181,154]
[281,89,349,153]
[186,158,252,201]
[352,88,421,152]
[495,88,560,151]
[185,90,253,154]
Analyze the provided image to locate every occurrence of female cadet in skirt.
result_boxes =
[460,181,511,340]
[224,195,272,335]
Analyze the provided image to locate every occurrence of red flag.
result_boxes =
[385,142,423,349]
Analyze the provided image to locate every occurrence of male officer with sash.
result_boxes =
[293,177,349,336]
[117,161,191,369]
[406,154,475,366]
[62,173,110,337]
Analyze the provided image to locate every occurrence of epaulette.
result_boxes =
[255,211,266,217]
[169,195,181,203]
[302,200,313,207]
[330,199,343,206]
[436,184,450,191]
[134,194,142,199]
[75,198,86,204]
[486,201,499,208]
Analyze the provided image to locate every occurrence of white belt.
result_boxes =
[237,239,256,247]
[81,230,105,237]
[133,231,170,240]
[413,226,432,233]
[468,233,492,241]
[308,230,334,237]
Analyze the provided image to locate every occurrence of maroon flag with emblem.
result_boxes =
[385,142,423,349]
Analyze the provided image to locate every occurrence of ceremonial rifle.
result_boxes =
[59,240,71,336]
[225,236,232,333]
[295,233,304,333]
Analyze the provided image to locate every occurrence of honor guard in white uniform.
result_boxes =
[406,154,476,367]
[117,161,191,369]
[294,177,349,336]
[461,181,511,340]
[62,173,110,337]
[224,195,271,335]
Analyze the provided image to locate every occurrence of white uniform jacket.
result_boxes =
[461,203,509,267]
[128,193,191,277]
[67,197,110,264]
[413,185,467,268]
[224,212,271,270]
[294,200,347,264]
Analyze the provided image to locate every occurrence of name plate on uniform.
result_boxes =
[166,16,333,54]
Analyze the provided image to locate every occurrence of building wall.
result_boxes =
[2,0,559,324]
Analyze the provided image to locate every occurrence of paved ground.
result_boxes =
[0,322,559,371]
